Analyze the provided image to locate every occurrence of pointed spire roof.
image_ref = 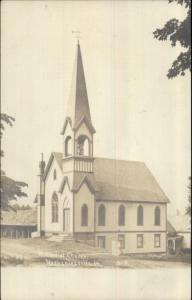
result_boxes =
[63,42,95,134]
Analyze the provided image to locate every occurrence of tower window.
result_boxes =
[77,135,89,156]
[65,136,72,157]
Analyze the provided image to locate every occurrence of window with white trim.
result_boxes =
[118,234,125,249]
[137,234,143,248]
[154,234,161,248]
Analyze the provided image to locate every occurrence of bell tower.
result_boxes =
[61,42,95,174]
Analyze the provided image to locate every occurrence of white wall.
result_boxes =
[60,182,73,233]
[96,232,167,253]
[74,182,95,232]
[96,201,166,232]
[44,158,63,232]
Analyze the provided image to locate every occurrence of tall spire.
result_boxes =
[66,42,95,133]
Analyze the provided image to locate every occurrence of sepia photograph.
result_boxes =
[1,0,191,299]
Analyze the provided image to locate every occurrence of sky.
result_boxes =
[1,0,191,215]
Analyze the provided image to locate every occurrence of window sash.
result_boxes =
[81,205,88,226]
[137,206,143,226]
[52,202,58,223]
[118,234,125,249]
[98,206,105,226]
[154,234,160,247]
[155,207,161,226]
[118,206,125,226]
[137,234,143,248]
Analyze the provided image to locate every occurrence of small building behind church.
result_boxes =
[1,209,37,239]
[167,213,191,254]
[35,42,169,254]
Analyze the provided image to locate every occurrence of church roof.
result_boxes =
[167,221,177,235]
[43,152,63,180]
[93,158,169,203]
[49,153,169,203]
[168,214,191,232]
[73,172,98,193]
[61,42,95,134]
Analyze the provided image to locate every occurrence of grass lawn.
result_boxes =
[1,237,190,268]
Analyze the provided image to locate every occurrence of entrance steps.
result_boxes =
[46,233,74,242]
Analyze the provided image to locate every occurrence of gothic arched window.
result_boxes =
[137,205,143,226]
[65,136,72,157]
[154,206,161,226]
[77,135,90,156]
[98,204,106,226]
[53,169,57,180]
[52,192,58,223]
[81,204,88,226]
[118,205,125,226]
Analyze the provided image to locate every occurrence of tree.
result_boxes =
[185,176,191,223]
[153,0,191,78]
[0,113,15,157]
[0,113,28,211]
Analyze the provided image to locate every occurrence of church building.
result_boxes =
[36,42,169,254]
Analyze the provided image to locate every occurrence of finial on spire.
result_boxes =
[72,30,81,45]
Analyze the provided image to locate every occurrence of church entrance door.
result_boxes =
[63,208,70,233]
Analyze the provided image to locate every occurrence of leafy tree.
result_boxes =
[11,203,20,211]
[185,176,191,223]
[0,113,15,157]
[153,0,191,78]
[11,203,32,210]
[0,113,28,212]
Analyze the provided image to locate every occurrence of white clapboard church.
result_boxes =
[35,42,169,254]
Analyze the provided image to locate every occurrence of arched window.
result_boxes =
[137,205,143,226]
[118,205,125,226]
[98,204,106,226]
[154,206,160,226]
[52,193,58,223]
[65,136,72,157]
[77,135,90,156]
[53,169,57,180]
[81,204,88,226]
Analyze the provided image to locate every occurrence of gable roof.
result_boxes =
[1,209,37,226]
[73,173,98,194]
[168,214,191,232]
[58,176,71,193]
[43,152,63,180]
[53,153,169,203]
[167,220,177,234]
[94,158,169,203]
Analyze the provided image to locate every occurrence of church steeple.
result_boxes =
[63,42,95,134]
[61,42,95,173]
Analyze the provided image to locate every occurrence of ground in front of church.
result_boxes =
[1,237,190,268]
